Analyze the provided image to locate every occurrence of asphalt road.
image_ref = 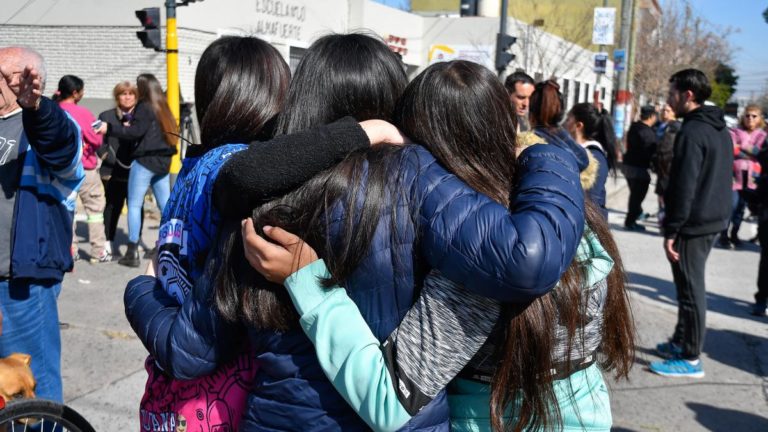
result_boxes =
[58,176,768,431]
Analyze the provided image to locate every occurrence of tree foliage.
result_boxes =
[709,63,739,106]
[633,0,734,103]
[710,81,732,107]
[508,0,594,80]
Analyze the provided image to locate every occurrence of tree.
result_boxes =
[633,0,734,103]
[508,0,595,80]
[763,6,768,24]
[710,81,732,107]
[710,63,739,107]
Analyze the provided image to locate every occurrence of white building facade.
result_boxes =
[1,0,612,113]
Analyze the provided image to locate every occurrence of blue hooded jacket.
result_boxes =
[11,97,83,281]
[126,138,587,431]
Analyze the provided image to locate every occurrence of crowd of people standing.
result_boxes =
[0,31,763,432]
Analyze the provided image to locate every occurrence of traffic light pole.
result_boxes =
[166,0,182,180]
[496,0,508,76]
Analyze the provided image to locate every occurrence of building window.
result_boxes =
[563,79,570,104]
[573,81,581,105]
[534,72,543,82]
[289,47,306,74]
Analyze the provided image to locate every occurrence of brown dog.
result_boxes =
[0,353,36,402]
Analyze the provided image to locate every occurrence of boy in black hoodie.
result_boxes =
[650,69,733,378]
[751,143,768,316]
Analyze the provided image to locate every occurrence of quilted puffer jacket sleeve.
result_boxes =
[124,274,244,379]
[410,140,585,302]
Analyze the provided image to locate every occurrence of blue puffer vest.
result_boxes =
[127,142,587,431]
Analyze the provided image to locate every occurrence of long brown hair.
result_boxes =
[529,79,565,130]
[393,61,517,205]
[489,80,635,432]
[137,73,178,146]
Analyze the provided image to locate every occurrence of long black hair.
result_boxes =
[214,33,409,330]
[194,36,290,151]
[569,102,618,174]
[394,61,517,205]
[274,32,407,135]
[52,75,83,102]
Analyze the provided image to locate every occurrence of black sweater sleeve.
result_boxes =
[214,117,370,218]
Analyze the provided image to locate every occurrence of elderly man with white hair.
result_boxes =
[0,46,83,402]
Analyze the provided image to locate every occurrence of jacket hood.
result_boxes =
[684,105,726,131]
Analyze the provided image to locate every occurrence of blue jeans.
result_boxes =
[0,279,63,402]
[128,161,170,243]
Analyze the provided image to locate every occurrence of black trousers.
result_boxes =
[756,218,768,305]
[625,175,651,226]
[670,232,718,359]
[102,178,142,242]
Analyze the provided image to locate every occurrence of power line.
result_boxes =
[3,0,40,25]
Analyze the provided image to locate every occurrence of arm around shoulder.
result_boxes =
[214,117,371,219]
[414,143,585,302]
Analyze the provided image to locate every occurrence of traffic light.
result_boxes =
[460,0,478,16]
[135,7,161,50]
[495,33,517,74]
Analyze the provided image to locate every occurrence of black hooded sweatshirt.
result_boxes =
[663,105,734,238]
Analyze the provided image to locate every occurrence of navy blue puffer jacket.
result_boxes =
[126,140,587,431]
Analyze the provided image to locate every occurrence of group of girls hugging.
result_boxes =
[125,31,635,432]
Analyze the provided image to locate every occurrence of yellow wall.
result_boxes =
[412,0,623,50]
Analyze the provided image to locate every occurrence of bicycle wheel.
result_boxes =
[0,399,95,432]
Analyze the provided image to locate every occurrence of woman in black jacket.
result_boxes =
[96,73,177,267]
[98,81,144,258]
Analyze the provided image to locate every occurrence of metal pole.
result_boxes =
[594,0,608,107]
[497,0,508,76]
[166,0,181,181]
[614,0,633,146]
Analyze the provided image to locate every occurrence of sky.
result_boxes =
[685,0,768,100]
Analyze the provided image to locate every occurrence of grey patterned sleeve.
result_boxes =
[381,271,501,415]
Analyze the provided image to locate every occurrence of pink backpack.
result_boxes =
[139,352,257,432]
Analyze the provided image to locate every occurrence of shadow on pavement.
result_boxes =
[687,402,768,431]
[630,346,657,368]
[626,271,768,324]
[702,328,768,376]
[610,427,640,432]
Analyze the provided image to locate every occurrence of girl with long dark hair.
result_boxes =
[54,75,109,263]
[241,65,634,432]
[96,73,177,267]
[127,35,588,431]
[565,102,618,220]
[132,36,290,431]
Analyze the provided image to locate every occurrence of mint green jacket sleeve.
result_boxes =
[284,260,412,432]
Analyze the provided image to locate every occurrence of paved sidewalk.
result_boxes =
[605,173,768,431]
